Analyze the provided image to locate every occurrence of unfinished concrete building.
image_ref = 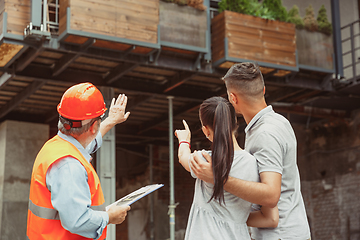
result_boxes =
[0,0,360,239]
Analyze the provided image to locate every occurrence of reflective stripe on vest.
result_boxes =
[28,199,59,220]
[28,199,106,220]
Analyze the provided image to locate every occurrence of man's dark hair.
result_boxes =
[222,62,265,101]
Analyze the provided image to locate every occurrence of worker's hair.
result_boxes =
[222,62,265,101]
[58,117,100,136]
[199,96,238,205]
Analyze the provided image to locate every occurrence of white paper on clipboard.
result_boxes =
[106,184,164,211]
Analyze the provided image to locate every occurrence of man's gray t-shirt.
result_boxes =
[245,106,310,240]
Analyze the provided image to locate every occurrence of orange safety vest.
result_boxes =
[26,135,107,240]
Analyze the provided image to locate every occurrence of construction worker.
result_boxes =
[27,82,131,240]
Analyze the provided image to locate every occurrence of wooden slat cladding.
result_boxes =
[0,0,30,35]
[60,0,159,44]
[212,11,296,68]
[159,1,207,48]
[0,12,3,36]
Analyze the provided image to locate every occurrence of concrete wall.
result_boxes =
[295,110,360,239]
[0,120,49,240]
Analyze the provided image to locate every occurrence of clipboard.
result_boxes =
[106,184,164,210]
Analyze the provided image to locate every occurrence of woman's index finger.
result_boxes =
[182,119,190,131]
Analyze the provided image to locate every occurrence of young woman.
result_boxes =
[175,96,278,240]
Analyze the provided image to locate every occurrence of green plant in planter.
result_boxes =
[218,0,252,14]
[219,0,291,21]
[288,5,304,29]
[262,0,288,22]
[249,1,275,20]
[303,4,318,31]
[317,4,332,35]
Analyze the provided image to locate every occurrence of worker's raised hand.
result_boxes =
[174,120,191,143]
[107,205,131,225]
[107,94,130,125]
[100,94,130,137]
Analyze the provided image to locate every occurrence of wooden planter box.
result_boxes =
[159,1,208,55]
[59,0,160,54]
[0,0,30,36]
[0,0,27,67]
[212,11,297,75]
[296,29,334,72]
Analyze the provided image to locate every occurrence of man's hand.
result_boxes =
[100,94,130,137]
[190,150,214,184]
[107,94,130,125]
[107,205,131,225]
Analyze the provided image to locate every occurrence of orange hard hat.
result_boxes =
[57,82,107,120]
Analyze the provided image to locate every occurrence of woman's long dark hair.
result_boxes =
[199,96,238,204]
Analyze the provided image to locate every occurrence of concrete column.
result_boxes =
[97,87,116,240]
[0,120,49,240]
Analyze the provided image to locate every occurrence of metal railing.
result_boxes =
[341,19,360,84]
[25,0,59,39]
[47,0,60,34]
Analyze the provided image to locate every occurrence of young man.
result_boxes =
[191,62,311,239]
[27,83,131,240]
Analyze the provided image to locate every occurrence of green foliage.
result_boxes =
[317,4,332,35]
[288,5,304,29]
[262,0,288,22]
[303,4,318,31]
[219,0,288,21]
[248,1,275,20]
[218,0,252,15]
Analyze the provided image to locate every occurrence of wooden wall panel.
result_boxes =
[59,0,70,36]
[159,1,207,48]
[211,11,225,63]
[1,0,30,35]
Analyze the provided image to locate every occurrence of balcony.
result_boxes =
[0,0,357,138]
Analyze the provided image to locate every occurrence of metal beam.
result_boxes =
[0,72,13,90]
[138,101,201,134]
[266,75,334,92]
[52,53,77,76]
[52,38,95,76]
[105,63,139,84]
[15,47,43,72]
[127,95,155,111]
[272,103,349,119]
[44,109,59,124]
[15,63,220,104]
[331,0,344,79]
[266,87,305,104]
[0,80,45,119]
[163,72,196,93]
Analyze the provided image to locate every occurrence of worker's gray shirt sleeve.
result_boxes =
[251,132,283,175]
[86,131,103,154]
[46,157,109,239]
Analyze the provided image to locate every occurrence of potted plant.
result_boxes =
[295,4,334,71]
